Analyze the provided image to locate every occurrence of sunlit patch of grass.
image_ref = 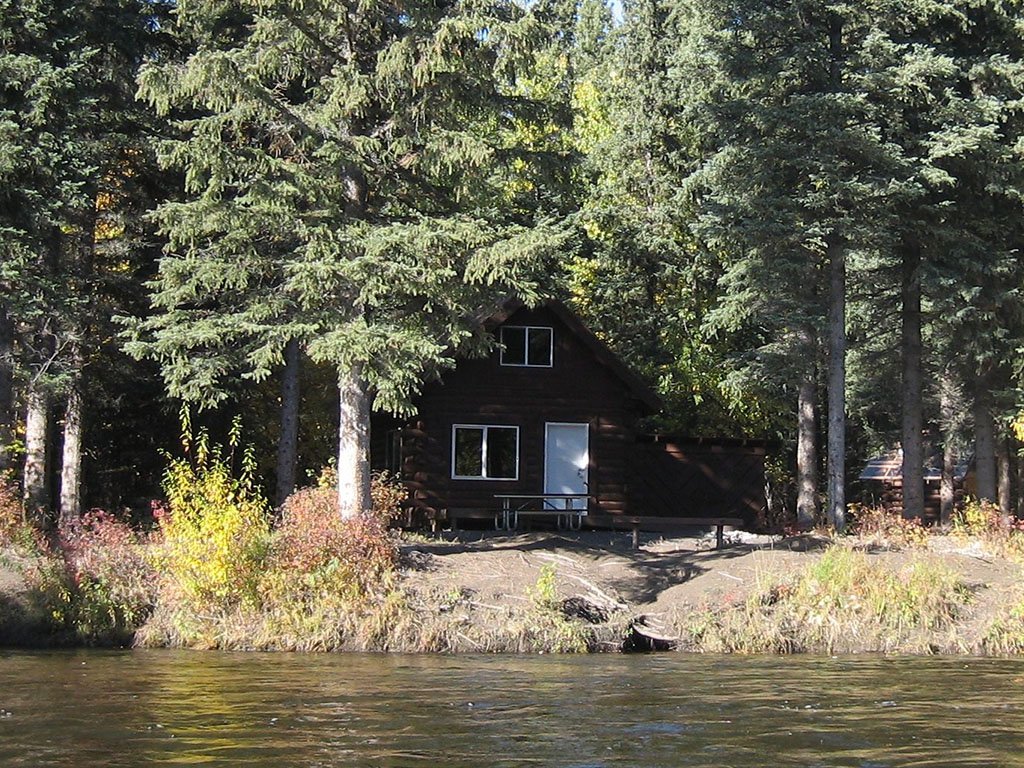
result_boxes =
[136,575,619,654]
[982,611,1024,654]
[982,593,1024,655]
[389,574,624,654]
[682,545,970,654]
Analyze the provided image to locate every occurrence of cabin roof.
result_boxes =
[485,299,662,413]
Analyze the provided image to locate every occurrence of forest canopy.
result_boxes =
[1,0,1022,528]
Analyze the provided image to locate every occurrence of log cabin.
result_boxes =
[859,449,971,521]
[371,300,766,531]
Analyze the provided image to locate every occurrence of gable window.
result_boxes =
[452,425,519,480]
[500,326,553,367]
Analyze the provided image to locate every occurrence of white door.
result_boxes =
[544,423,589,511]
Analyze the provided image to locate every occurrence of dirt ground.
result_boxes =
[399,528,1024,648]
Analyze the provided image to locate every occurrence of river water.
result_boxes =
[1,650,1022,766]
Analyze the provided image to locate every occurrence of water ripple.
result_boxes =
[2,651,1024,766]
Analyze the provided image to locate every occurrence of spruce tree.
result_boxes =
[564,0,774,441]
[1,0,94,516]
[844,1,1024,516]
[2,0,168,520]
[677,1,964,529]
[930,1,1024,508]
[129,0,567,516]
[873,1,1023,518]
[568,0,688,391]
[681,0,1024,526]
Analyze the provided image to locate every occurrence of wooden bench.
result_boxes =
[587,515,745,549]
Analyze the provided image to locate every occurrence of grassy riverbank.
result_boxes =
[4,460,1024,655]
[382,521,1024,656]
[5,522,1024,655]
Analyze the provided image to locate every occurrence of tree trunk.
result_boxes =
[21,226,63,522]
[826,235,846,532]
[275,338,301,507]
[57,205,96,524]
[58,376,84,524]
[939,373,955,528]
[337,364,372,519]
[900,240,924,520]
[796,357,819,530]
[823,15,846,533]
[997,435,1012,522]
[941,437,956,528]
[1017,444,1024,519]
[58,223,89,523]
[23,382,49,523]
[0,307,13,472]
[974,386,997,503]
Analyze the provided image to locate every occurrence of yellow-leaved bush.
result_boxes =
[157,433,269,609]
[138,426,408,648]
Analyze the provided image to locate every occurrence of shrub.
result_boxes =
[983,599,1024,654]
[138,464,403,650]
[271,485,345,574]
[158,434,270,609]
[370,471,407,525]
[309,465,407,524]
[264,483,397,603]
[758,457,798,534]
[0,471,35,550]
[849,504,929,549]
[47,510,159,643]
[4,509,159,645]
[954,498,1005,537]
[528,563,559,611]
[952,498,1024,561]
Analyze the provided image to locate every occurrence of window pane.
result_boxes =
[454,427,484,477]
[501,327,526,365]
[486,427,518,479]
[527,327,552,366]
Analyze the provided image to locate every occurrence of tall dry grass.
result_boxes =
[681,545,970,654]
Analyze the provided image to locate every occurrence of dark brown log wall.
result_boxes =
[861,479,965,522]
[627,437,766,524]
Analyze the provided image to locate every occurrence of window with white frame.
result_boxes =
[451,425,519,480]
[500,326,553,367]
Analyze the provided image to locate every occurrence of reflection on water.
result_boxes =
[1,650,1023,767]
